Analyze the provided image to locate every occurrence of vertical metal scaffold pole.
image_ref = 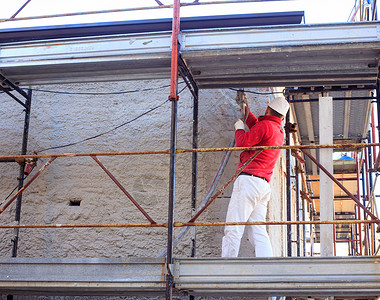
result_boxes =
[295,161,301,256]
[361,163,370,255]
[12,88,32,257]
[377,82,380,155]
[356,155,363,255]
[166,1,180,299]
[191,89,199,258]
[286,110,292,257]
[189,88,198,300]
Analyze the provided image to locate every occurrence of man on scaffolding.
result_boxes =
[222,96,289,257]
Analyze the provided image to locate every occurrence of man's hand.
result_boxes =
[234,119,245,131]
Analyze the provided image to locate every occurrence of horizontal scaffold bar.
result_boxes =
[1,1,288,23]
[0,142,378,160]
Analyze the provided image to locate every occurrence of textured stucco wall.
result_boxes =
[0,80,287,298]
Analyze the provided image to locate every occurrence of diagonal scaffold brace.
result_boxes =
[301,149,378,220]
[90,155,156,224]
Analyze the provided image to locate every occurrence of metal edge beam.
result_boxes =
[174,257,380,297]
[1,257,379,297]
[0,257,166,296]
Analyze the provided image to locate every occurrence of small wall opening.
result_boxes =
[69,199,81,206]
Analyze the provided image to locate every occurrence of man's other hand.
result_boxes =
[234,119,245,131]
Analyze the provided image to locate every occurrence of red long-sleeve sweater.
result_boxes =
[235,110,284,182]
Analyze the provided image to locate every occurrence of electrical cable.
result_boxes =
[2,87,176,203]
[1,164,35,206]
[1,82,189,204]
[36,83,189,153]
[28,82,184,96]
[178,84,188,95]
[229,88,283,95]
[37,99,170,153]
[2,186,18,205]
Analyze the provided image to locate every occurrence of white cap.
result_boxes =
[268,97,289,116]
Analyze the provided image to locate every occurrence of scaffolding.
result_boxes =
[1,0,380,299]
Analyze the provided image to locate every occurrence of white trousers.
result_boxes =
[222,175,273,257]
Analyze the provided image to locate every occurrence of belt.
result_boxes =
[239,172,268,183]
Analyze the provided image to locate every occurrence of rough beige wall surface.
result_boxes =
[0,80,286,299]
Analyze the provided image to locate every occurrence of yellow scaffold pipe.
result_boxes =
[0,142,379,160]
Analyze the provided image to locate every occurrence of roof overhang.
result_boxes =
[0,21,379,88]
[0,11,305,43]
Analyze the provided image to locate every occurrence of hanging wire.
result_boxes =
[28,83,180,96]
[178,84,188,94]
[2,186,19,204]
[229,88,283,95]
[37,82,188,153]
[37,99,170,153]
[2,83,189,202]
[1,164,35,206]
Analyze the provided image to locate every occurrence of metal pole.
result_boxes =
[367,132,374,197]
[356,155,363,255]
[369,112,377,254]
[191,89,199,258]
[90,155,156,224]
[377,81,380,153]
[365,138,375,255]
[188,87,198,300]
[168,0,180,102]
[1,219,378,230]
[11,88,32,257]
[371,104,377,162]
[286,111,292,257]
[333,210,337,256]
[295,163,301,256]
[166,1,180,299]
[0,158,18,163]
[2,142,380,160]
[372,0,377,20]
[166,88,177,300]
[0,74,29,100]
[0,157,56,215]
[361,163,370,255]
[302,189,306,257]
[365,129,376,255]
[10,0,33,19]
[1,0,293,23]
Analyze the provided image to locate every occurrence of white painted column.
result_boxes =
[319,96,334,256]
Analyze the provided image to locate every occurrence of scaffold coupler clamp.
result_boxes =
[24,157,37,176]
[169,95,179,101]
[285,122,297,134]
